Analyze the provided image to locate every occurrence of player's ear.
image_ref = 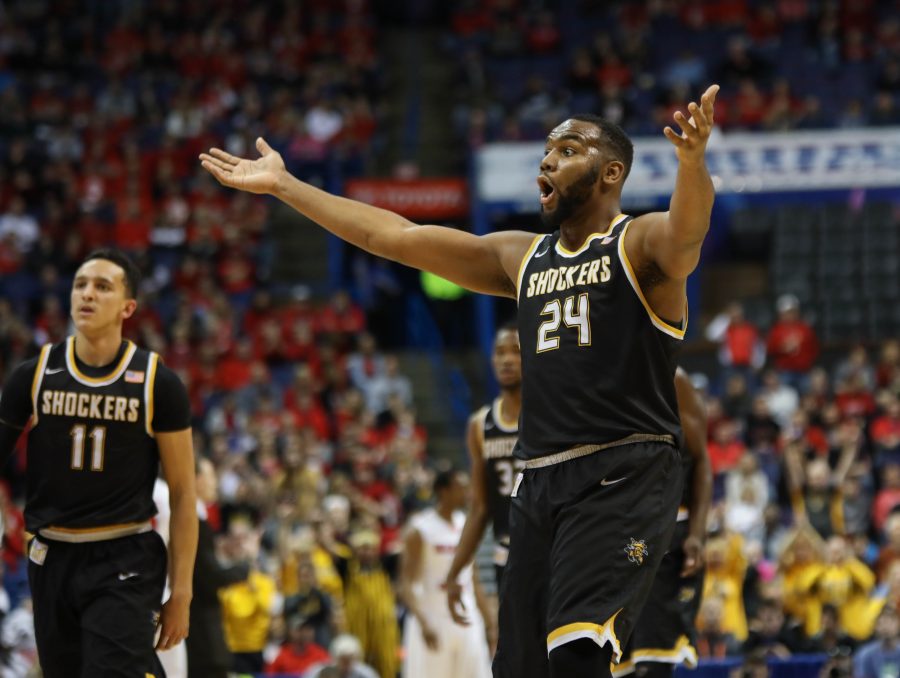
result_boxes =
[122,298,137,320]
[602,160,625,186]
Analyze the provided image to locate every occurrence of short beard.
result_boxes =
[539,163,600,230]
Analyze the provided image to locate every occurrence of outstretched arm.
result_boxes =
[445,412,490,624]
[623,85,719,321]
[200,140,534,298]
[628,84,719,279]
[674,368,711,576]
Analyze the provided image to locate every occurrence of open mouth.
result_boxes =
[537,176,556,205]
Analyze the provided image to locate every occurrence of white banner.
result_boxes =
[476,127,900,208]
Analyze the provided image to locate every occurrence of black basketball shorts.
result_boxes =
[492,442,682,678]
[27,530,168,678]
[614,520,704,676]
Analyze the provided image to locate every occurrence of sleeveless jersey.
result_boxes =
[25,337,162,533]
[515,214,683,460]
[409,508,473,618]
[479,398,521,543]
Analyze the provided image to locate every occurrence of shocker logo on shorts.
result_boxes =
[679,586,696,603]
[624,538,648,566]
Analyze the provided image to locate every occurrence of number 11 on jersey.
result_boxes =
[70,424,106,471]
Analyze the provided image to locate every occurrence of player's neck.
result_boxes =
[73,331,125,367]
[498,390,521,422]
[436,504,454,523]
[558,203,621,251]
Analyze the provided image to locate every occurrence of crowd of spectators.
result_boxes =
[1,1,900,677]
[448,0,900,148]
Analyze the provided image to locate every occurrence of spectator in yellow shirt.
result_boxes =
[797,535,876,640]
[700,532,749,641]
[779,525,826,636]
[219,527,280,674]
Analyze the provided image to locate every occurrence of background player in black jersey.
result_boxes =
[444,323,521,642]
[0,249,198,677]
[615,367,711,678]
[201,82,719,678]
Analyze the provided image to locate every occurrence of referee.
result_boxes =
[0,249,198,677]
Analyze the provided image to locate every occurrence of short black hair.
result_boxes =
[82,248,141,299]
[568,114,634,180]
[433,468,460,495]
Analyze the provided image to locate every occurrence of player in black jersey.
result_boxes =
[0,249,198,678]
[444,324,521,643]
[201,83,719,678]
[614,367,711,678]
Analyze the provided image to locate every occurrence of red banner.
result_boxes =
[344,178,469,221]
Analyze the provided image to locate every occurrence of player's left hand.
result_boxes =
[681,535,705,577]
[156,593,191,651]
[663,84,719,162]
[445,579,470,626]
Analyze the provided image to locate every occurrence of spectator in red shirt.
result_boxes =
[709,419,748,476]
[265,616,330,675]
[706,302,764,384]
[874,464,900,534]
[873,396,900,462]
[766,294,819,384]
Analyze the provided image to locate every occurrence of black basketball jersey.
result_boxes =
[25,337,162,533]
[515,214,683,460]
[479,398,521,543]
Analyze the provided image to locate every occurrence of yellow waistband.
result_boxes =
[524,434,676,470]
[39,520,152,543]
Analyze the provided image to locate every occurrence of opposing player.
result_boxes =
[0,249,198,677]
[444,323,521,632]
[399,470,492,678]
[614,367,711,678]
[201,83,719,678]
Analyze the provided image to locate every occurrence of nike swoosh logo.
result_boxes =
[600,476,626,486]
[44,368,65,375]
[118,572,139,581]
[534,248,549,258]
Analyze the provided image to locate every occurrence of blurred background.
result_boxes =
[0,0,898,676]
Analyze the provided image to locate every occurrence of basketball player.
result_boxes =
[0,249,198,677]
[614,367,711,678]
[444,323,521,634]
[201,83,719,678]
[399,469,492,678]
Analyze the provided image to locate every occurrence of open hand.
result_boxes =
[663,84,719,162]
[200,137,285,195]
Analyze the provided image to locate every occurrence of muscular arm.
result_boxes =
[674,367,711,576]
[623,85,719,321]
[445,412,490,623]
[200,139,535,298]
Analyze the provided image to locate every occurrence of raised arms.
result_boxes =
[200,140,534,298]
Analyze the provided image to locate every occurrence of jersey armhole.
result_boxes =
[144,353,160,438]
[30,344,52,427]
[516,234,546,303]
[616,220,688,340]
[475,405,489,455]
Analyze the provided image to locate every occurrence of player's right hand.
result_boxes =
[200,137,285,195]
[445,578,470,626]
[422,621,440,651]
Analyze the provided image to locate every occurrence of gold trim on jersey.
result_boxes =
[40,519,152,543]
[617,220,687,340]
[611,635,699,676]
[492,397,518,433]
[524,433,676,469]
[547,609,623,660]
[554,213,628,257]
[65,337,137,387]
[30,344,52,427]
[144,353,159,437]
[516,234,546,301]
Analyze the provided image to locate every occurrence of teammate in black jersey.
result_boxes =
[615,367,711,678]
[444,324,521,646]
[0,249,198,678]
[201,83,719,678]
